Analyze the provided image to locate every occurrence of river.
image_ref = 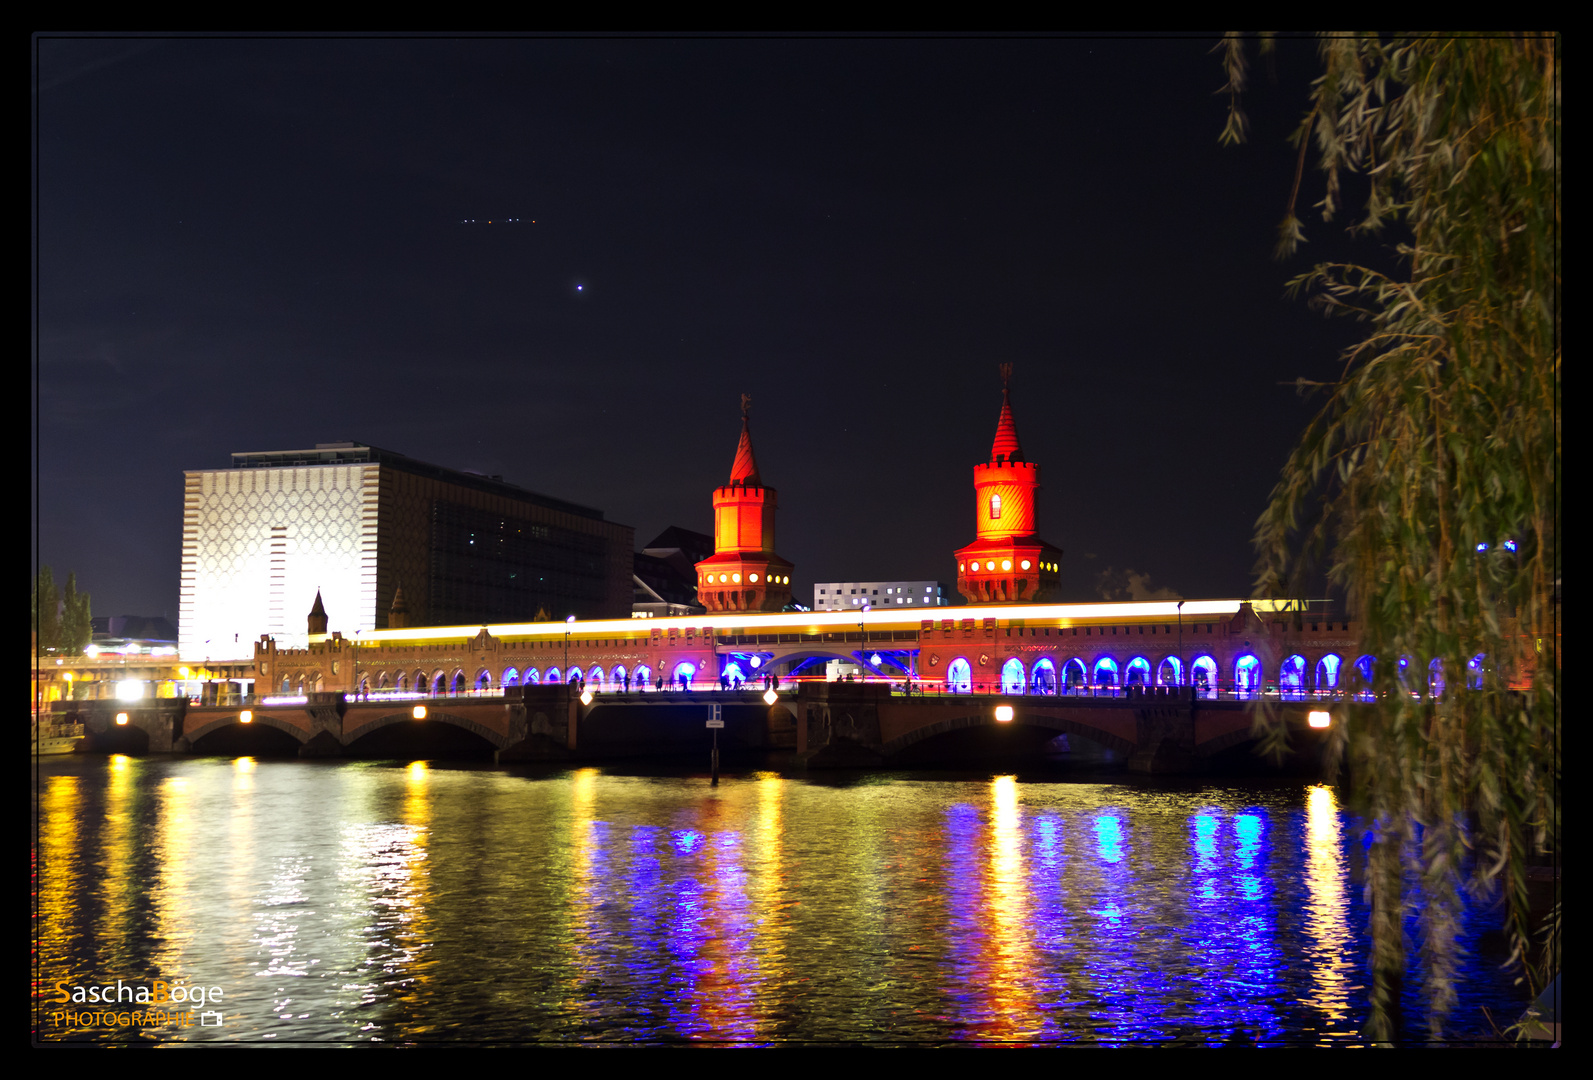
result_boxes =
[33,755,1526,1045]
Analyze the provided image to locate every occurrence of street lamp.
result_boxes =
[859,602,870,683]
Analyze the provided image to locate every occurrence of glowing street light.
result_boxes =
[1308,710,1332,729]
[994,705,1014,723]
[762,687,778,706]
[239,710,253,724]
[413,705,427,720]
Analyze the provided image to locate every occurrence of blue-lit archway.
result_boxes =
[1001,657,1026,694]
[634,664,653,690]
[1032,658,1057,695]
[1157,656,1183,686]
[1280,655,1306,698]
[524,667,540,686]
[1092,657,1120,687]
[545,666,562,685]
[1234,655,1262,696]
[1467,654,1485,690]
[1061,658,1086,691]
[1125,657,1151,687]
[1191,655,1218,697]
[610,664,627,690]
[722,660,747,686]
[672,661,696,688]
[1315,654,1341,691]
[946,658,972,693]
[586,665,605,690]
[502,667,519,688]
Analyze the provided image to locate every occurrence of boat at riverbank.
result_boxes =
[32,719,84,755]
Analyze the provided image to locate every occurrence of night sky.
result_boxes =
[35,35,1373,621]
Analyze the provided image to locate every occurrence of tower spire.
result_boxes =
[990,364,1023,463]
[729,393,761,486]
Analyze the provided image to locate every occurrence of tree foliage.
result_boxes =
[1223,33,1559,1041]
[33,566,93,655]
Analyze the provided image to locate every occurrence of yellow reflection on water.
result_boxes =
[150,773,195,980]
[36,774,82,1022]
[983,775,1037,1039]
[563,768,601,1022]
[97,755,139,957]
[1303,785,1354,1032]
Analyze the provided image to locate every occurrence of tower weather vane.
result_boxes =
[740,393,752,418]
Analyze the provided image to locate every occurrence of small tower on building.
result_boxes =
[695,397,794,611]
[954,366,1064,603]
[307,590,329,635]
[387,585,409,629]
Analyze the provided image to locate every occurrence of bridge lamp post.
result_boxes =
[565,614,576,687]
[859,602,870,682]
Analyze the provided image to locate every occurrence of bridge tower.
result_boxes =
[955,366,1064,604]
[694,399,794,612]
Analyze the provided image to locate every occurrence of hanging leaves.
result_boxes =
[1224,33,1559,1042]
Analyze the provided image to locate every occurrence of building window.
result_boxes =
[990,494,1002,519]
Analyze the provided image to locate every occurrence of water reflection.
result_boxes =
[33,763,1519,1045]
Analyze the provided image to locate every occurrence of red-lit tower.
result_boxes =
[955,366,1064,603]
[695,401,794,611]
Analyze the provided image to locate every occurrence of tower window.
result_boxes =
[990,494,1002,520]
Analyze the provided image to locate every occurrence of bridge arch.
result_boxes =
[1125,656,1151,687]
[475,668,493,691]
[502,667,519,687]
[672,661,697,688]
[545,666,562,684]
[1191,655,1218,696]
[185,709,310,748]
[1157,655,1183,686]
[880,707,1137,759]
[634,663,653,689]
[1234,654,1262,696]
[343,709,508,754]
[1092,656,1119,687]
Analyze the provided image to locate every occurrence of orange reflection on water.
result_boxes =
[1302,785,1355,1033]
[978,775,1039,1041]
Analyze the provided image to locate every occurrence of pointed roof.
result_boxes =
[729,415,762,486]
[990,366,1023,462]
[389,586,408,614]
[309,590,327,618]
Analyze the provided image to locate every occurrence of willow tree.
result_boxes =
[1223,34,1559,1041]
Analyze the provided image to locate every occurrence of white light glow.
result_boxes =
[763,688,778,706]
[412,705,427,719]
[580,689,593,705]
[239,710,253,724]
[115,712,129,725]
[115,680,146,701]
[995,705,1014,723]
[1308,711,1332,729]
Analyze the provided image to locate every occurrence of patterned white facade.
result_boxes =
[180,464,379,659]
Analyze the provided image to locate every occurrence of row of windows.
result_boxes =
[960,558,1057,573]
[356,661,705,693]
[702,572,790,585]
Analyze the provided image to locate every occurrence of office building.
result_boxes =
[814,580,957,611]
[180,442,634,658]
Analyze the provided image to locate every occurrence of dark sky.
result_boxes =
[34,34,1372,619]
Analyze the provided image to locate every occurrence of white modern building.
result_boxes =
[813,580,958,612]
[179,443,634,660]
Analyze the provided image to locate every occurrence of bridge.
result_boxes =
[47,680,1337,774]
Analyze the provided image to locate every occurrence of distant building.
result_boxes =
[813,580,958,611]
[180,442,634,659]
[633,527,712,618]
[88,615,179,656]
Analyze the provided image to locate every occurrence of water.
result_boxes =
[33,756,1525,1045]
